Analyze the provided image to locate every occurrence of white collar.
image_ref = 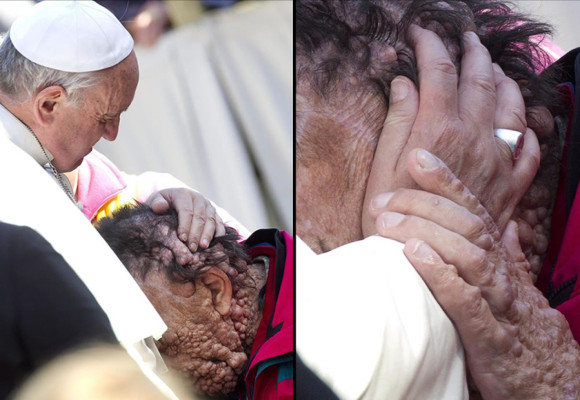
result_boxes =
[0,102,54,165]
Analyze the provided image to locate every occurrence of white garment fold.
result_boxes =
[0,132,167,345]
[297,236,468,400]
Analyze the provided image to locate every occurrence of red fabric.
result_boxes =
[551,184,580,342]
[557,290,580,342]
[536,83,575,293]
[535,82,580,342]
[244,230,293,400]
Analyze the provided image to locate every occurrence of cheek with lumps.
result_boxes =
[157,322,247,397]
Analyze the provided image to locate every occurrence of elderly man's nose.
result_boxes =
[103,119,120,141]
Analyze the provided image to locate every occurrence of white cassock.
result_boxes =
[297,235,468,400]
[0,105,178,399]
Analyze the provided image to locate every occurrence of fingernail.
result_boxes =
[189,243,197,252]
[179,233,187,242]
[371,192,394,210]
[416,149,440,170]
[379,212,404,230]
[200,238,209,248]
[390,77,408,104]
[411,240,434,259]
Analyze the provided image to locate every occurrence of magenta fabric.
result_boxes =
[76,150,127,221]
[244,230,294,400]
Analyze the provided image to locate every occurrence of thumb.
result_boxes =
[362,76,419,236]
[501,220,525,260]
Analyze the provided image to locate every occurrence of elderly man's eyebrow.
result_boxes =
[103,109,127,119]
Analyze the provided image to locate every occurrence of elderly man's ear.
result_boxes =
[200,267,233,316]
[33,85,67,126]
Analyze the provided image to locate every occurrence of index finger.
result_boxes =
[185,196,210,251]
[457,32,496,128]
[404,239,517,355]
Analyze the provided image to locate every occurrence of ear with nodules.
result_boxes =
[200,267,233,316]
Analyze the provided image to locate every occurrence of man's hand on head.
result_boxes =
[362,26,539,237]
[146,188,226,261]
[370,149,580,399]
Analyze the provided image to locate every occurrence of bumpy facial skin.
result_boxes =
[95,205,268,397]
[138,245,265,398]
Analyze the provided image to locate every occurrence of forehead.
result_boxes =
[90,54,139,114]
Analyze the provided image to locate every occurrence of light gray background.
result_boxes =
[513,1,580,53]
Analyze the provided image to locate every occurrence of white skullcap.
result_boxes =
[10,0,134,73]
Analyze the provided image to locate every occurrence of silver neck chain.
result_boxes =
[25,127,76,204]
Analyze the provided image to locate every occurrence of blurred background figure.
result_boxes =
[95,0,293,234]
[11,344,198,400]
[96,0,244,47]
[0,0,292,234]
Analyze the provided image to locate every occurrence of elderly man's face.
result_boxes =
[48,51,139,172]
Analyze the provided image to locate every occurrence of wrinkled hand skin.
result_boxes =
[146,187,226,257]
[364,25,562,278]
[363,27,542,240]
[373,149,580,399]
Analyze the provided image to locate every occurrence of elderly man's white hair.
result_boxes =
[0,0,134,106]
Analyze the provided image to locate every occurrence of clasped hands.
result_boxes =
[364,26,580,399]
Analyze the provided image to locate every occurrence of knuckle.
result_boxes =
[463,285,485,317]
[180,209,195,220]
[437,167,461,193]
[508,106,527,130]
[431,58,457,78]
[469,73,496,98]
[465,214,488,241]
[467,248,493,285]
[463,191,481,213]
[384,111,416,127]
[192,213,206,223]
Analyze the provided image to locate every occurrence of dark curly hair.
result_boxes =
[296,0,558,110]
[95,203,250,290]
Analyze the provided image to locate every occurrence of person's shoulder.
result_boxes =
[0,222,64,271]
[0,222,47,248]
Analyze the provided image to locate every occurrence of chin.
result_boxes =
[56,158,83,173]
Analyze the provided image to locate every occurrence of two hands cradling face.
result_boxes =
[364,26,580,399]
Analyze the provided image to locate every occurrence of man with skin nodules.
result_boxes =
[96,203,293,399]
[297,0,580,398]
